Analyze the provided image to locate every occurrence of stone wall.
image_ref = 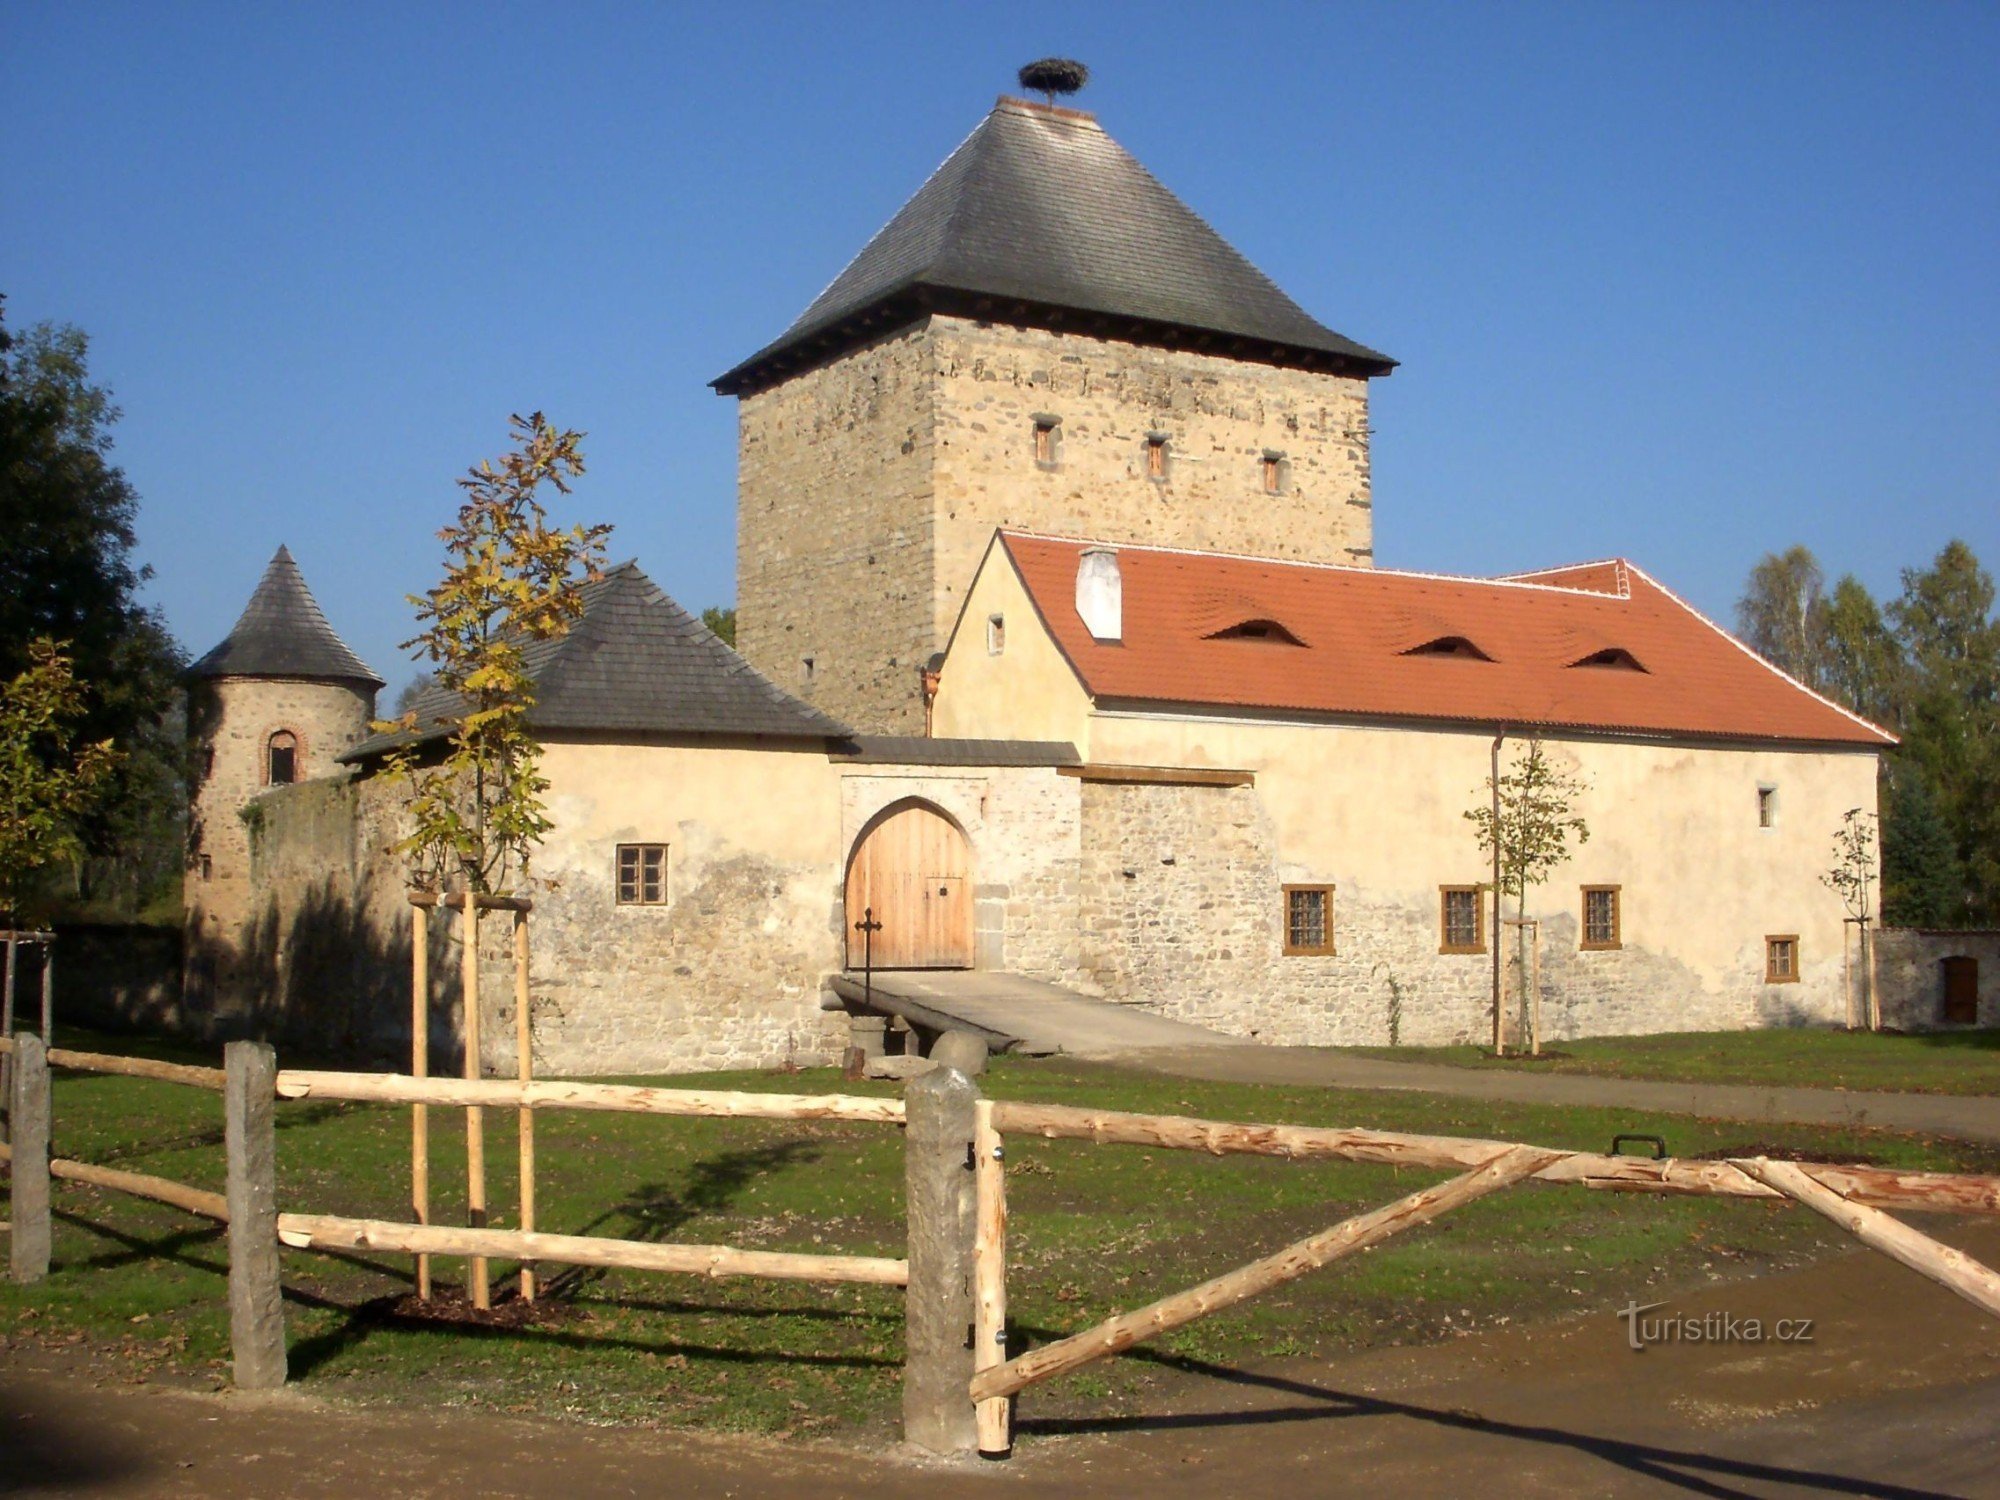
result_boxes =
[185,675,376,999]
[734,325,938,735]
[1875,928,2000,1030]
[929,317,1374,652]
[732,313,1375,735]
[40,925,183,1036]
[1077,776,1848,1048]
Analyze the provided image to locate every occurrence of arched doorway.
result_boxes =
[845,800,973,970]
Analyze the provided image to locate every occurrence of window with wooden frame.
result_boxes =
[1439,886,1485,954]
[266,730,298,786]
[1581,885,1621,950]
[1145,433,1170,480]
[616,843,669,906]
[1032,415,1061,468]
[1261,450,1287,494]
[1765,935,1799,984]
[1282,884,1335,956]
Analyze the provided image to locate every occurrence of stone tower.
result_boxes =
[716,95,1396,735]
[184,546,383,968]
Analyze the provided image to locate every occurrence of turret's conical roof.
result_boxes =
[189,546,383,687]
[713,96,1394,395]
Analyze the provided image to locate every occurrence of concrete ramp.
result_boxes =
[828,970,1236,1058]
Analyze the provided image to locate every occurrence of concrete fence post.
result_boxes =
[902,1064,981,1456]
[224,1040,287,1389]
[8,1032,51,1283]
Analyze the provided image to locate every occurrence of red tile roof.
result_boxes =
[995,534,1894,747]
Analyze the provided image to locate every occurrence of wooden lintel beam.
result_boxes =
[1057,764,1255,788]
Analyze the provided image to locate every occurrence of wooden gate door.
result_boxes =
[845,802,973,969]
[1943,956,1978,1024]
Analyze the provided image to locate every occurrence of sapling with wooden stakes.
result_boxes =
[408,892,432,1300]
[372,412,610,1310]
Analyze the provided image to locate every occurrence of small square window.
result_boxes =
[1145,434,1169,480]
[1282,884,1335,956]
[1765,935,1798,983]
[986,614,1006,655]
[1581,886,1621,950]
[1757,785,1777,828]
[1032,417,1061,468]
[1440,886,1485,954]
[617,844,670,906]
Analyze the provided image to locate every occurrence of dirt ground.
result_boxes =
[6,1221,2000,1499]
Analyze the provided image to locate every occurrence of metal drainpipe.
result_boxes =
[1491,728,1507,1056]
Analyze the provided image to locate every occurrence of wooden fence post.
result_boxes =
[8,1032,51,1283]
[410,897,432,1301]
[460,898,489,1310]
[224,1040,287,1389]
[903,1065,980,1456]
[972,1099,1010,1457]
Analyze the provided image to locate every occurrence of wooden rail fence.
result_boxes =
[7,1031,2000,1458]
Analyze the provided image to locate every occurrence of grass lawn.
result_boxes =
[1345,1027,2000,1096]
[5,1026,1997,1440]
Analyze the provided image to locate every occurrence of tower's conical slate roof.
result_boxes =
[713,96,1395,395]
[189,546,384,687]
[343,561,849,760]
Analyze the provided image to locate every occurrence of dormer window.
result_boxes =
[1403,636,1493,662]
[1032,415,1062,468]
[1207,619,1304,645]
[266,730,298,786]
[1145,433,1170,481]
[1570,647,1648,672]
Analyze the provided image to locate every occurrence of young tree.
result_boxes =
[1736,545,1829,691]
[1466,739,1591,1053]
[379,414,611,894]
[0,306,185,914]
[1821,806,1880,1029]
[0,640,120,923]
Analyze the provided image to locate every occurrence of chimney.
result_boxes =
[1075,547,1122,642]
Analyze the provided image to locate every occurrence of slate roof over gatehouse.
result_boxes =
[344,562,849,761]
[714,97,1395,396]
[993,533,1896,748]
[189,546,384,687]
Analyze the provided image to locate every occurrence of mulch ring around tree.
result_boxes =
[373,1286,582,1331]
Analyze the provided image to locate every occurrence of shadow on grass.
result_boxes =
[1015,1349,1955,1499]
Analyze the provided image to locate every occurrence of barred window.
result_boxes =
[1582,886,1621,950]
[1765,936,1798,983]
[617,844,669,906]
[1282,884,1334,956]
[1440,886,1484,953]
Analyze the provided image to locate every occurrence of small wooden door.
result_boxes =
[1943,956,1978,1024]
[845,802,973,970]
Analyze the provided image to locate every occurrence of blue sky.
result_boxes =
[8,2,1996,698]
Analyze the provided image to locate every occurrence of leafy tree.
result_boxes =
[0,640,120,923]
[1888,541,2000,923]
[393,672,440,715]
[1466,739,1590,1053]
[379,414,611,894]
[700,606,737,648]
[1735,545,1829,690]
[0,306,185,914]
[1820,575,1902,730]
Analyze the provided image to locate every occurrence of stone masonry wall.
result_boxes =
[184,676,375,1021]
[733,314,1376,736]
[1079,781,1845,1047]
[1876,928,2000,1030]
[734,324,938,735]
[929,318,1374,652]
